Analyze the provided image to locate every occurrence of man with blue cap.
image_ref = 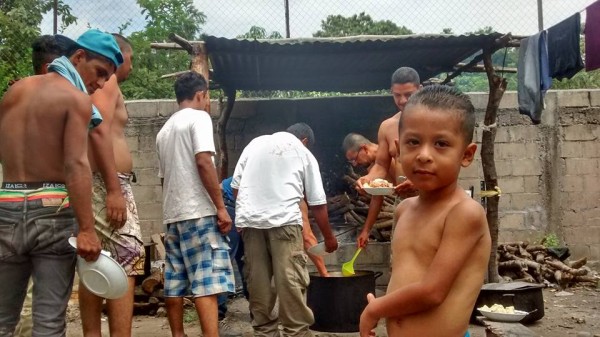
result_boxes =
[0,29,122,336]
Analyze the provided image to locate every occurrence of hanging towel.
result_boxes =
[547,13,584,80]
[585,0,600,71]
[518,31,548,124]
[48,56,103,129]
[539,31,552,95]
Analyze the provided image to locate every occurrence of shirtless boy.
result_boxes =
[359,85,491,337]
[80,34,144,337]
[0,29,122,336]
[355,67,421,246]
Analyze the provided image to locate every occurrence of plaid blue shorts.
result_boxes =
[164,216,235,297]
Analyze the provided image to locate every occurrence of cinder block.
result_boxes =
[133,168,161,186]
[131,185,163,203]
[499,212,527,230]
[556,90,590,108]
[496,143,526,160]
[567,244,591,258]
[469,93,488,110]
[156,100,178,117]
[523,176,541,194]
[136,202,164,221]
[561,175,584,192]
[564,158,598,175]
[498,194,511,210]
[498,92,518,109]
[559,142,583,158]
[125,136,139,152]
[133,151,160,170]
[581,141,600,158]
[589,89,600,107]
[508,126,540,142]
[562,125,597,141]
[561,210,584,226]
[512,158,542,176]
[498,176,525,194]
[589,244,600,261]
[138,136,157,152]
[459,163,481,179]
[495,160,513,177]
[583,175,600,194]
[510,193,543,209]
[126,100,159,118]
[493,128,510,143]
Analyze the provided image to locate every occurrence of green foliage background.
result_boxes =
[1,2,598,98]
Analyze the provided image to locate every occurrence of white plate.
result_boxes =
[478,308,528,322]
[363,187,394,196]
[307,242,330,256]
[68,237,128,299]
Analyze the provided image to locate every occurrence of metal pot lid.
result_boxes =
[481,281,544,291]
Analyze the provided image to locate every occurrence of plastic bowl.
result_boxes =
[69,237,128,299]
[307,242,330,256]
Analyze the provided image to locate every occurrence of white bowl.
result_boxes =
[363,187,394,196]
[478,308,528,322]
[69,237,128,299]
[307,242,330,256]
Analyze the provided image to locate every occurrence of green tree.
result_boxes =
[237,26,282,39]
[0,0,75,94]
[313,12,413,37]
[120,0,206,99]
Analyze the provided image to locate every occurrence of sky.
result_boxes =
[41,0,597,39]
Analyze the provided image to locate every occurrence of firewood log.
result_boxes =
[545,259,588,276]
[568,257,587,269]
[142,269,164,294]
[525,244,546,253]
[373,219,394,230]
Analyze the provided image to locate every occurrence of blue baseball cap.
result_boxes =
[57,29,123,68]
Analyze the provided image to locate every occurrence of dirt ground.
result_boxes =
[65,286,599,337]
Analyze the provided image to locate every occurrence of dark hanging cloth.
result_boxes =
[518,31,548,124]
[585,0,600,71]
[547,13,584,80]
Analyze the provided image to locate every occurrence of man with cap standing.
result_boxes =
[0,29,122,336]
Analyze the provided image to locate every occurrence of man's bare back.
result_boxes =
[0,75,92,182]
[386,189,491,337]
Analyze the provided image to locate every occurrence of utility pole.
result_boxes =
[53,0,58,34]
[284,0,290,38]
[537,0,544,31]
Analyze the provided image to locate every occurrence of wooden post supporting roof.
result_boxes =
[216,88,236,180]
[481,48,508,283]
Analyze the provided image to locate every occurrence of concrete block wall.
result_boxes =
[1,90,599,267]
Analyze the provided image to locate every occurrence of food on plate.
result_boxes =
[362,178,393,188]
[479,304,516,314]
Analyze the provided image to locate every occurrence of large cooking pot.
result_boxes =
[472,282,545,324]
[307,270,382,332]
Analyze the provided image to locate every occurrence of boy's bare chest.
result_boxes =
[394,212,445,258]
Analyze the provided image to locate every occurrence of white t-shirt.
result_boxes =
[231,132,327,229]
[156,108,217,225]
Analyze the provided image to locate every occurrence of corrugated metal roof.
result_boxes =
[204,33,503,92]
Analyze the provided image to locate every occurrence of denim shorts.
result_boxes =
[164,216,235,297]
[0,188,77,336]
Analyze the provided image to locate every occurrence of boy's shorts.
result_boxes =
[164,216,235,297]
[92,173,145,276]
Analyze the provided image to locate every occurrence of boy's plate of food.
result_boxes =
[363,179,394,196]
[477,304,528,322]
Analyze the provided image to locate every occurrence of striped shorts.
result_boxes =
[164,216,235,297]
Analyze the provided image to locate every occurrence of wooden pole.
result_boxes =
[216,88,236,179]
[53,0,58,34]
[284,0,290,38]
[481,49,507,283]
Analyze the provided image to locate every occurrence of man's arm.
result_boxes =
[65,95,101,261]
[359,200,488,334]
[89,77,127,228]
[309,204,338,253]
[300,199,329,276]
[195,151,231,234]
[357,120,393,192]
[357,195,384,248]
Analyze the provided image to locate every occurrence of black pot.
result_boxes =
[307,270,382,333]
[473,282,545,324]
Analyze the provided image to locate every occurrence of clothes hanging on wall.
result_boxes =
[585,0,600,71]
[547,13,584,80]
[517,31,549,124]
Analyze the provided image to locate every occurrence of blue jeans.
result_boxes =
[0,196,77,337]
[217,203,247,319]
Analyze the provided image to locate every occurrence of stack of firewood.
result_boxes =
[498,241,600,288]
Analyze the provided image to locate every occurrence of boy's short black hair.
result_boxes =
[286,122,315,147]
[400,85,476,144]
[174,72,208,104]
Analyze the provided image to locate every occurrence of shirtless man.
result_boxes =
[79,34,144,337]
[355,67,421,244]
[0,29,122,337]
[359,85,491,337]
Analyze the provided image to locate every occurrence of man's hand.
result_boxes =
[76,230,102,262]
[355,175,372,195]
[106,191,127,229]
[359,293,378,337]
[357,228,370,249]
[216,207,232,235]
[324,235,338,253]
[394,179,418,199]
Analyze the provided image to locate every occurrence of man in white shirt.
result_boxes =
[231,123,338,337]
[156,72,234,337]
